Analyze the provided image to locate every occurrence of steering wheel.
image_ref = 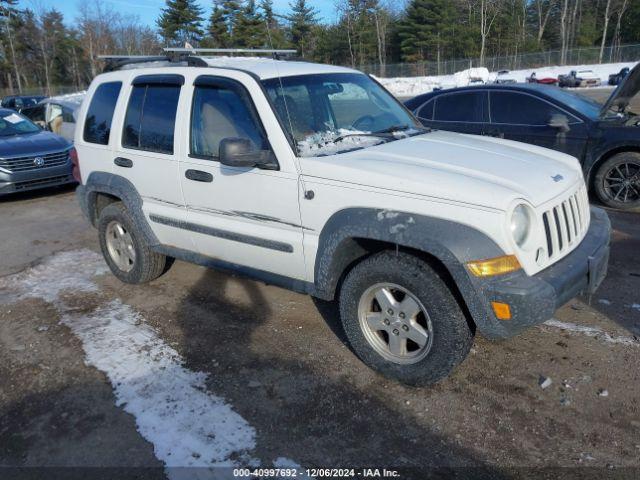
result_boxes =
[351,115,375,131]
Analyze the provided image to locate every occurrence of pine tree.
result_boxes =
[286,0,317,57]
[157,0,204,46]
[260,0,288,48]
[235,0,266,48]
[398,0,455,62]
[205,2,230,47]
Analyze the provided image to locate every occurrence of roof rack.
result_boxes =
[98,48,300,72]
[98,55,172,72]
[163,47,297,58]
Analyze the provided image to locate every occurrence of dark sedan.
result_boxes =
[405,65,640,209]
[0,95,46,112]
[0,108,76,195]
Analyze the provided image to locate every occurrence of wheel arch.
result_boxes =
[312,208,505,331]
[586,145,640,192]
[77,172,159,246]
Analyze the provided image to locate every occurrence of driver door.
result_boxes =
[179,75,306,281]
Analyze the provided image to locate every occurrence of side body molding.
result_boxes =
[76,172,160,246]
[313,208,506,328]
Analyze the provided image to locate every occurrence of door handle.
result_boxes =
[114,157,133,168]
[185,169,213,183]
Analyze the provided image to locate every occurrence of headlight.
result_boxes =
[511,204,532,248]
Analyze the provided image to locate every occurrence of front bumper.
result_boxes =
[474,207,611,339]
[0,163,75,195]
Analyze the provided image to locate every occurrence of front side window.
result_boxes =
[417,100,434,121]
[190,80,267,159]
[262,73,423,157]
[490,91,566,126]
[123,83,180,154]
[84,82,122,145]
[434,92,485,122]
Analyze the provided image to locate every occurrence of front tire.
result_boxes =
[594,152,640,210]
[339,251,474,385]
[98,202,169,284]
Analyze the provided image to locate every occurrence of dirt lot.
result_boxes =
[1,90,639,479]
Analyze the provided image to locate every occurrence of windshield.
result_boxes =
[541,87,603,119]
[0,112,41,136]
[262,73,423,157]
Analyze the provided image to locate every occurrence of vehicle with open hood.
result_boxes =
[406,63,640,209]
[74,49,610,385]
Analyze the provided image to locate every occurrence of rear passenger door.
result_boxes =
[178,74,306,280]
[430,90,487,136]
[113,74,193,251]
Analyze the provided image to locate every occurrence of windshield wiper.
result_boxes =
[374,124,430,135]
[332,131,395,143]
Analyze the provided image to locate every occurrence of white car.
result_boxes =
[577,70,602,87]
[74,52,611,385]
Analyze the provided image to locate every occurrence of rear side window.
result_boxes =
[84,82,122,145]
[434,92,485,122]
[490,91,566,126]
[123,84,180,154]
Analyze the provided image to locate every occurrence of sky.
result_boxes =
[18,0,338,27]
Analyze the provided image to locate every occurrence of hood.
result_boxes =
[0,130,70,158]
[300,130,583,210]
[601,63,640,117]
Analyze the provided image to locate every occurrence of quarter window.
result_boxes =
[417,99,434,121]
[123,83,181,154]
[434,92,485,122]
[83,82,122,145]
[490,91,567,126]
[190,80,267,159]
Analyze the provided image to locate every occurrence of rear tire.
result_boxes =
[338,251,474,385]
[98,202,168,284]
[594,152,640,210]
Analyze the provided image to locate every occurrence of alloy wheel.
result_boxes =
[358,283,434,365]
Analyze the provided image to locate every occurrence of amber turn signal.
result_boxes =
[491,302,512,320]
[466,255,521,277]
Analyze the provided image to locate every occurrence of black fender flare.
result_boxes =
[313,208,505,330]
[76,172,159,246]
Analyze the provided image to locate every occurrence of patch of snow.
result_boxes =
[544,319,639,347]
[598,299,612,306]
[631,303,640,312]
[379,60,639,97]
[63,300,257,471]
[0,249,302,474]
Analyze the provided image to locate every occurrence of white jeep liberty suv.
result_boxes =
[74,52,611,385]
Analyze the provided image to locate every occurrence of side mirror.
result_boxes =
[548,114,570,133]
[218,137,278,170]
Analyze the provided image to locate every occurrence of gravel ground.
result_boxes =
[0,89,639,479]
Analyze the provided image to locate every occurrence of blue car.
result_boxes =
[0,108,75,195]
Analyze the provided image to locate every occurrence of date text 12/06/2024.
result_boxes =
[233,468,401,478]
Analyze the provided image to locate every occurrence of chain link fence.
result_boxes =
[0,85,83,99]
[360,43,640,78]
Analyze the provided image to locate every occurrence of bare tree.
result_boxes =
[598,0,612,63]
[478,0,500,67]
[535,0,555,47]
[611,0,629,61]
[2,8,22,93]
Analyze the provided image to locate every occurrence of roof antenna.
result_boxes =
[264,19,298,160]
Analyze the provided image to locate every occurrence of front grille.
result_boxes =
[542,185,590,259]
[13,174,73,190]
[0,151,69,173]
